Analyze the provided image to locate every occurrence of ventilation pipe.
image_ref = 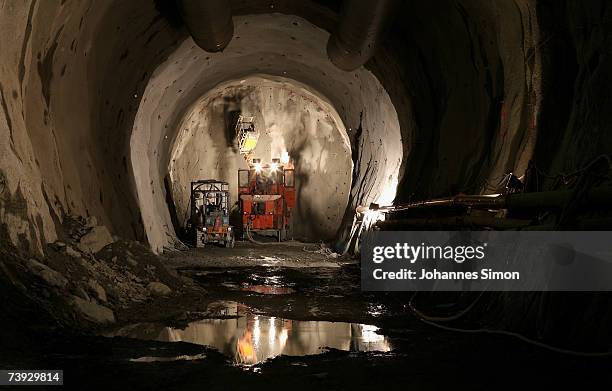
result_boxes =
[177,0,234,52]
[327,0,399,71]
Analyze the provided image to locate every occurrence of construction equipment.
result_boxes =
[238,158,296,241]
[235,115,259,159]
[187,180,235,248]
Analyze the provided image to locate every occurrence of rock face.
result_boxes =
[168,77,353,241]
[87,278,108,303]
[25,259,68,289]
[71,296,116,324]
[78,226,114,254]
[147,281,172,296]
[65,246,81,259]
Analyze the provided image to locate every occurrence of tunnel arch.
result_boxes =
[130,13,403,252]
[167,75,353,242]
[1,0,554,255]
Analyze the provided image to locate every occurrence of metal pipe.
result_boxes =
[384,187,612,213]
[390,194,506,212]
[377,216,534,230]
[505,187,612,211]
[327,0,399,71]
[177,0,234,52]
[378,216,612,230]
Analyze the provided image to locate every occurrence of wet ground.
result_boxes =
[165,241,348,268]
[163,243,392,325]
[3,242,612,389]
[107,302,392,365]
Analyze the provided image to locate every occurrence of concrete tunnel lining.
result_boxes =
[130,13,403,252]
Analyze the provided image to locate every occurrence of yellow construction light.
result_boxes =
[242,138,258,152]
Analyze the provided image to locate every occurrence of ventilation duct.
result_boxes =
[327,0,399,71]
[177,0,234,52]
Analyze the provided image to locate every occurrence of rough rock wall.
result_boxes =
[0,0,110,254]
[169,77,352,240]
[395,0,612,351]
[535,0,612,181]
[372,0,541,201]
[0,0,183,254]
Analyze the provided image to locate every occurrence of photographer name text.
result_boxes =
[370,243,520,281]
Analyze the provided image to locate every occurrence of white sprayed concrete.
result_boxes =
[169,76,352,240]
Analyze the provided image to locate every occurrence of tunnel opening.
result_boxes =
[166,75,353,242]
[129,13,403,253]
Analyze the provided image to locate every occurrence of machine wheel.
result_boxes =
[225,232,235,248]
[199,233,208,248]
[195,231,206,248]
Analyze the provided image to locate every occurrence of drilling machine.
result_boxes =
[234,115,296,241]
[238,158,296,241]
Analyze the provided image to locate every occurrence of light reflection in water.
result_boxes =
[111,304,391,365]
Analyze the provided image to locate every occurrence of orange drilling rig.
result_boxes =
[238,158,295,241]
[233,114,296,241]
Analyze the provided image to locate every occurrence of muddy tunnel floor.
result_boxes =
[1,243,611,390]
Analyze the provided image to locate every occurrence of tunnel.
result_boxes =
[128,14,402,249]
[164,75,355,242]
[1,0,612,388]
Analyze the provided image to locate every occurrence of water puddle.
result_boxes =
[241,284,295,295]
[109,302,391,365]
[259,256,282,266]
[130,354,207,362]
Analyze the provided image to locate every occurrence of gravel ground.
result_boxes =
[164,241,353,270]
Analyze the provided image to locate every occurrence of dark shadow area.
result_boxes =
[164,174,185,241]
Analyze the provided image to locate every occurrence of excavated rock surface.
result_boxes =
[0,216,191,332]
[168,76,353,241]
[77,226,114,254]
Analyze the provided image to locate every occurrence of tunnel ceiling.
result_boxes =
[3,0,612,255]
